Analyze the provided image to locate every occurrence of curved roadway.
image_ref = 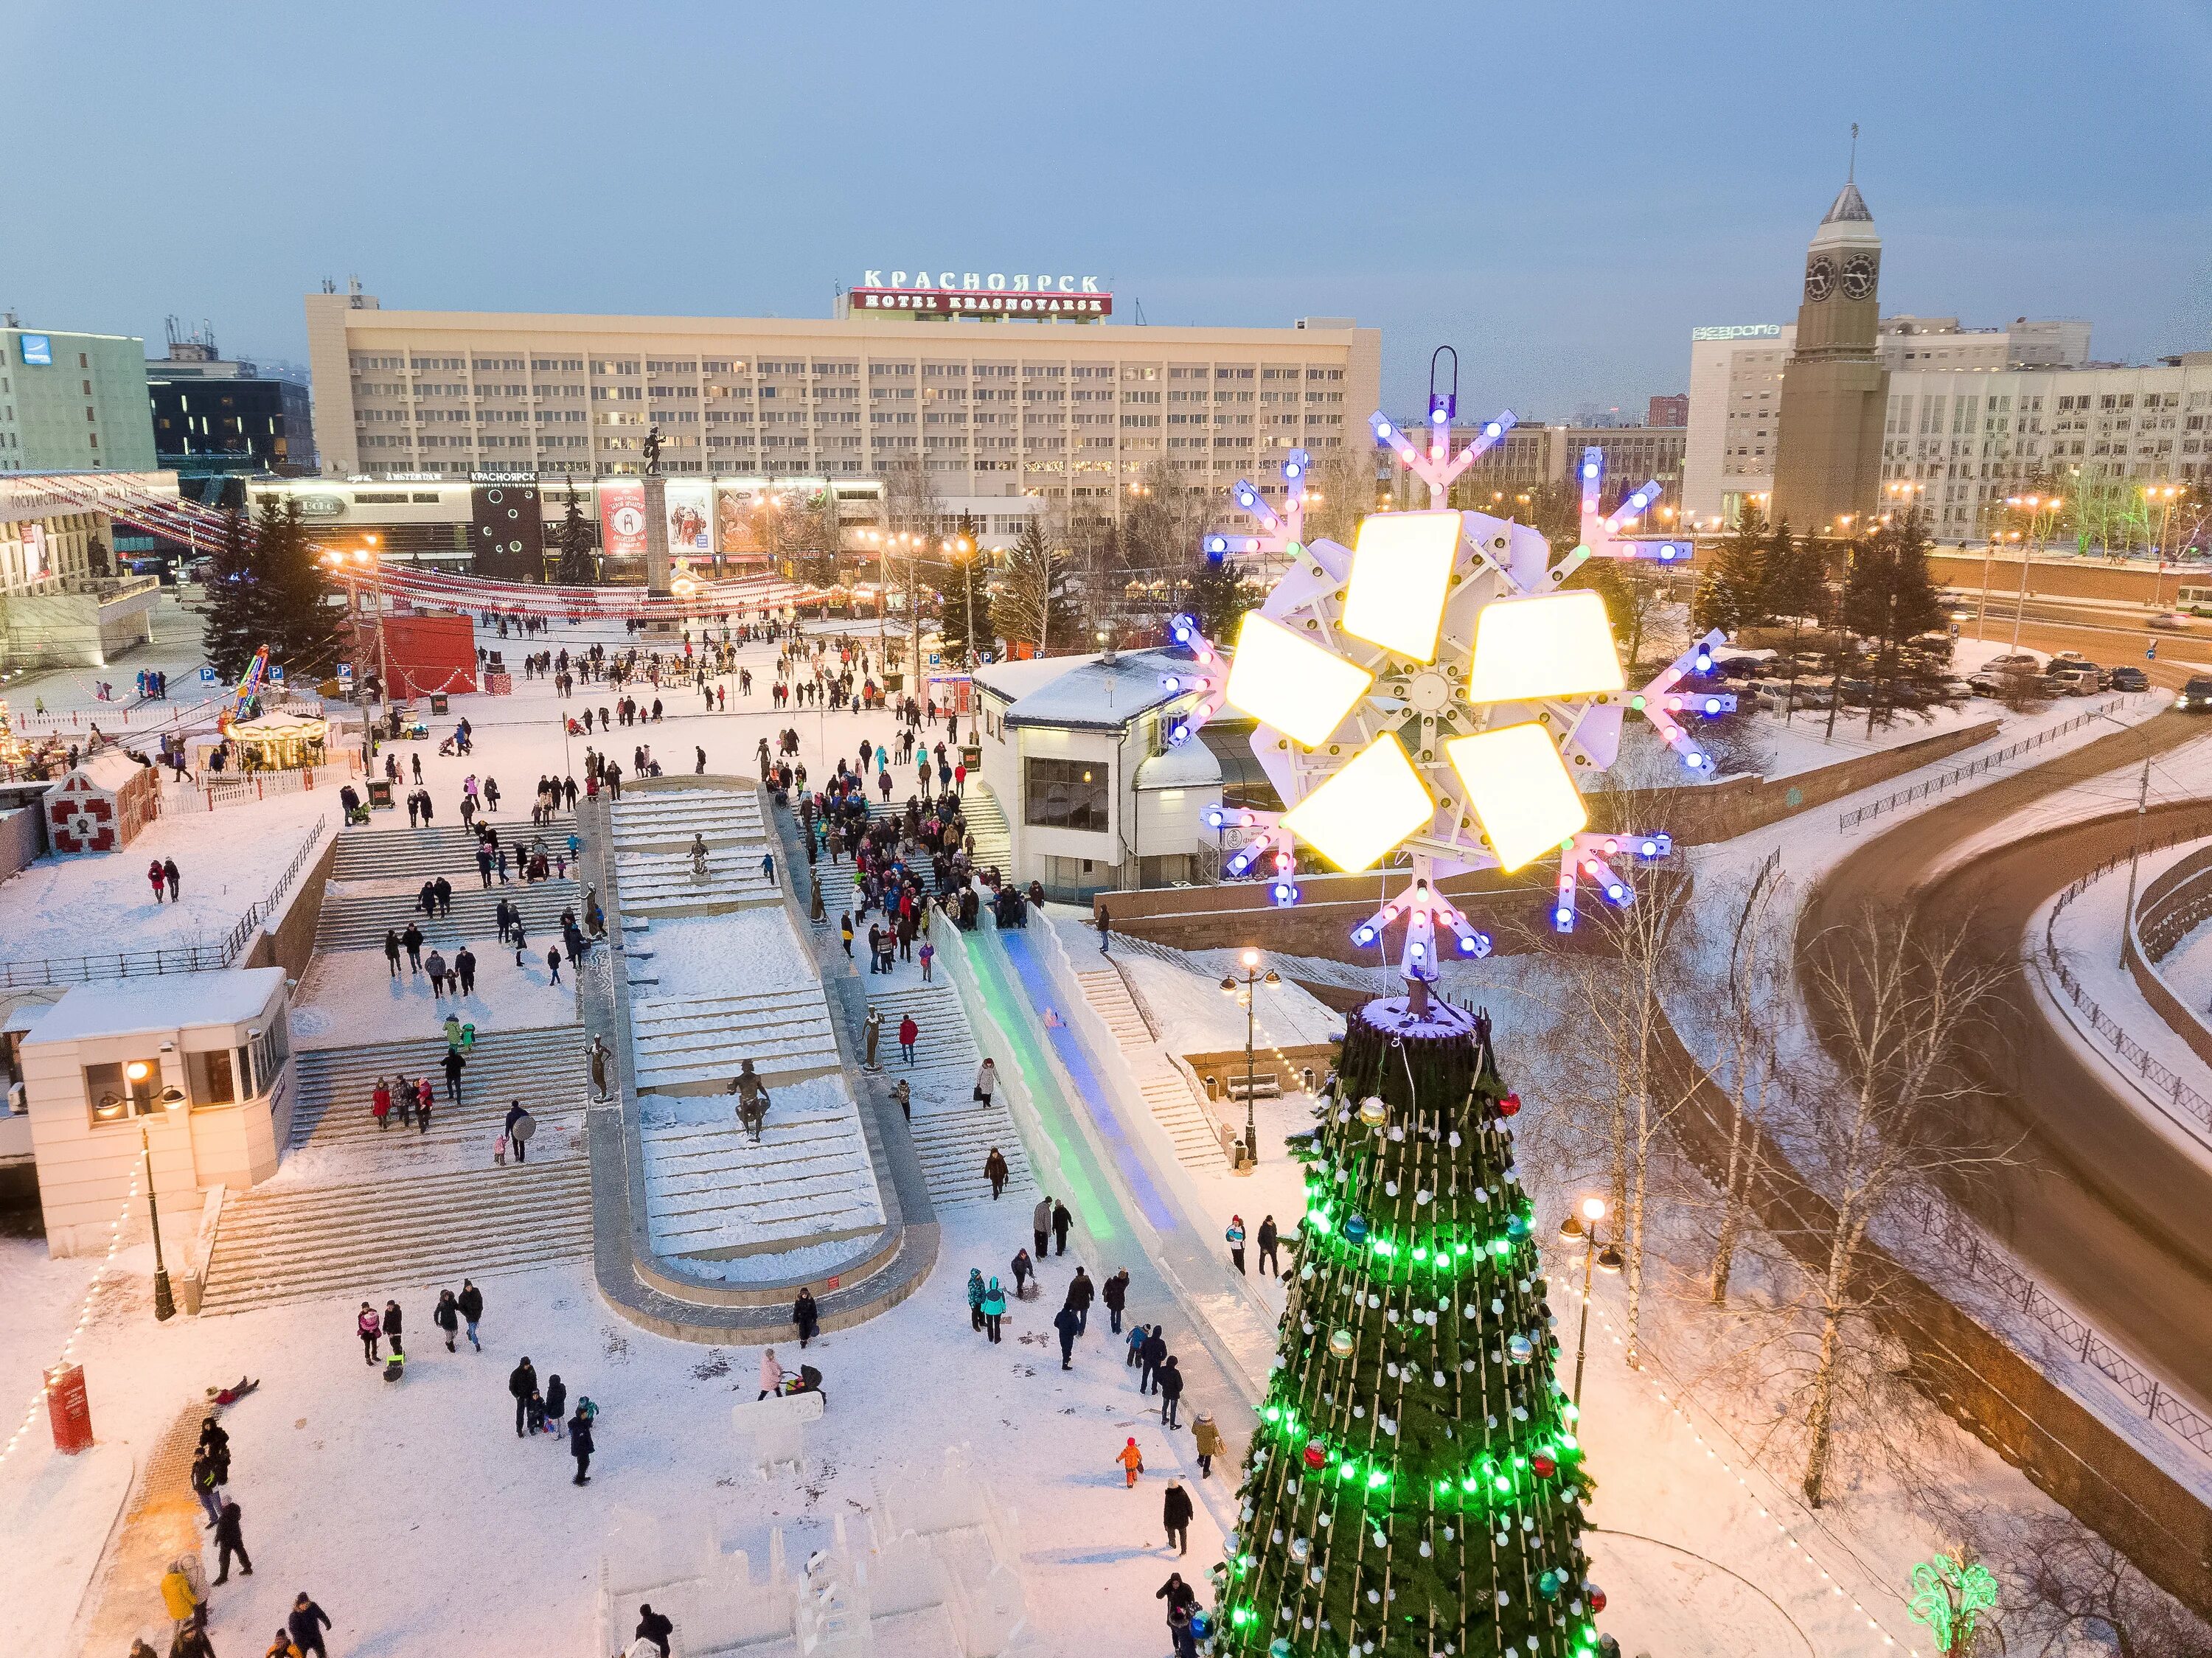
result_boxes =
[1802,709,2212,1409]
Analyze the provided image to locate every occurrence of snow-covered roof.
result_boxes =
[1134,742,1222,791]
[22,967,288,1047]
[973,655,1092,705]
[1001,649,1194,733]
[233,711,327,738]
[63,753,150,795]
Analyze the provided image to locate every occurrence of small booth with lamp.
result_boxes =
[13,967,294,1259]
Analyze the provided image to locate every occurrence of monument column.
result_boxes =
[642,473,671,595]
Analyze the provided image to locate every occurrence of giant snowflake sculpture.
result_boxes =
[1172,408,1736,988]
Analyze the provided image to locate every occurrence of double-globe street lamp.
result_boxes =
[98,1062,189,1320]
[1557,1195,1622,1408]
[1218,948,1281,1167]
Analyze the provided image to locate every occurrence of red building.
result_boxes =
[356,609,478,698]
[1646,394,1689,428]
[46,754,161,854]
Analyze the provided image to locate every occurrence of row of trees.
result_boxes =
[1692,506,1952,733]
[201,497,339,683]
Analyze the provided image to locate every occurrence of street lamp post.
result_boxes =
[1218,948,1281,1167]
[1558,1195,1622,1407]
[114,1069,189,1321]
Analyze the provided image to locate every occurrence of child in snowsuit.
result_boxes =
[1116,1437,1145,1488]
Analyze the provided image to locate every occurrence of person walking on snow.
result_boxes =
[380,1299,404,1356]
[568,1406,595,1485]
[356,1302,381,1365]
[442,1047,466,1102]
[1051,1199,1073,1257]
[1157,1356,1184,1428]
[1096,902,1110,954]
[147,859,167,904]
[1053,1303,1080,1370]
[1126,1321,1150,1370]
[1010,1248,1033,1298]
[1032,1196,1052,1261]
[509,1356,538,1436]
[383,929,402,978]
[967,1269,987,1333]
[458,1278,483,1350]
[897,1014,918,1066]
[973,1057,997,1105]
[983,1146,1009,1200]
[504,1100,531,1162]
[1226,1214,1247,1275]
[1161,1479,1193,1556]
[792,1286,819,1348]
[434,1289,460,1352]
[289,1595,333,1658]
[1192,1411,1225,1477]
[371,1079,392,1130]
[1115,1437,1144,1488]
[981,1275,1006,1342]
[1066,1266,1094,1335]
[212,1496,252,1581]
[758,1348,785,1399]
[1102,1268,1130,1334]
[1257,1213,1280,1277]
[1139,1327,1168,1396]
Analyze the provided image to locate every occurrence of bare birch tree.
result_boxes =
[1705,851,1790,1304]
[1784,905,2011,1507]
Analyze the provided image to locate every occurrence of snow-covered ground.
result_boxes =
[10,606,2202,1655]
[291,941,577,1047]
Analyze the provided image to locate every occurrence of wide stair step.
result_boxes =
[199,1159,593,1314]
[315,881,582,952]
[331,819,577,880]
[1068,965,1228,1172]
[292,1025,586,1151]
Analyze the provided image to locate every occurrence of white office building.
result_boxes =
[1683,315,2093,526]
[303,283,1381,515]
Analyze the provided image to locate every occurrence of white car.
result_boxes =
[2150,610,2191,630]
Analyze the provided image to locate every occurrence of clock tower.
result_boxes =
[1771,176,1888,535]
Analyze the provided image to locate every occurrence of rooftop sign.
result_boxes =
[1691,324,1782,341]
[852,271,1111,320]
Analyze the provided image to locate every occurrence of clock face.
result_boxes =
[1840,252,1877,301]
[1804,256,1836,302]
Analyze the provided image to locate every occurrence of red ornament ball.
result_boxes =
[1587,1585,1607,1613]
[1303,1438,1328,1470]
[1499,1092,1523,1118]
[1531,1453,1557,1478]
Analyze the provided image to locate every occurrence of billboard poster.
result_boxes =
[715,487,765,556]
[599,480,648,561]
[666,481,712,553]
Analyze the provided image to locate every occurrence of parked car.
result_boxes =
[2150,611,2192,630]
[2108,666,2149,692]
[2044,667,2102,697]
[2178,677,2212,712]
[1986,652,2042,670]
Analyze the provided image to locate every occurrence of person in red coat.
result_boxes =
[897,1014,919,1065]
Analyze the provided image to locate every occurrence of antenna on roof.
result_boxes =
[1848,122,1859,182]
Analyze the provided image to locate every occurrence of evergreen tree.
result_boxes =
[201,507,262,682]
[998,520,1077,655]
[254,495,338,678]
[1691,506,1770,635]
[1758,520,1827,720]
[1189,551,1259,643]
[1215,998,1604,1658]
[936,515,997,665]
[554,485,597,585]
[1841,509,1949,731]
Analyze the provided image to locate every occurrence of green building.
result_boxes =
[0,324,158,473]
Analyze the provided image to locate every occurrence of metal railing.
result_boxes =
[1837,696,2127,829]
[2039,827,2212,1142]
[1898,1188,2212,1457]
[0,817,327,989]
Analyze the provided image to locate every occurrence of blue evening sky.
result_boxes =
[4,0,2205,418]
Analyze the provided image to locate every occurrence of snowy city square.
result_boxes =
[4,7,2212,1657]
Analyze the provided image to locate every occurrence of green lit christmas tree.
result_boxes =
[1210,991,1605,1658]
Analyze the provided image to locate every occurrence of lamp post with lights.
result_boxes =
[1559,1195,1622,1405]
[1218,949,1281,1167]
[101,1064,188,1320]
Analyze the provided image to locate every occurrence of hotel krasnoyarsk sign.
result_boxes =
[850,270,1112,318]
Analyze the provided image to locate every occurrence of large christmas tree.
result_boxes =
[1212,992,1604,1658]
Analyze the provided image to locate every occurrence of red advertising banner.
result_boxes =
[599,480,648,560]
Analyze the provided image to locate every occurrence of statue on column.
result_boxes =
[643,425,665,476]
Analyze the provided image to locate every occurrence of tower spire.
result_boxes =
[1848,122,1859,182]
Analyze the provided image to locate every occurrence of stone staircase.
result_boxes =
[291,1024,588,1151]
[611,788,766,851]
[630,985,841,1094]
[616,849,780,915]
[640,1103,884,1258]
[331,819,577,881]
[961,785,1012,872]
[315,879,582,952]
[862,980,1036,1208]
[198,1158,594,1314]
[1071,964,1229,1171]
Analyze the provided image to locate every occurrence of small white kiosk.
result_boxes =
[15,968,293,1256]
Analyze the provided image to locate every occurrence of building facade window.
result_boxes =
[1024,756,1108,832]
